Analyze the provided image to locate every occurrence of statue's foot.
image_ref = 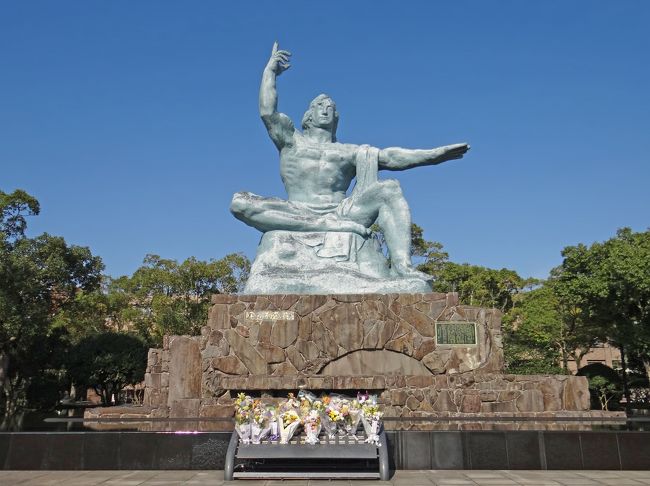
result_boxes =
[392,262,433,282]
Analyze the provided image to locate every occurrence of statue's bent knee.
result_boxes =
[378,179,404,199]
[230,192,252,219]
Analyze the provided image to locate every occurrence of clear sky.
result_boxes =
[2,1,649,280]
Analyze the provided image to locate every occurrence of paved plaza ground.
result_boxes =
[0,470,649,485]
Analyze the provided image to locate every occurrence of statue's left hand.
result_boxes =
[438,143,470,161]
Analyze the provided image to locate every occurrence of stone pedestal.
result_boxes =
[244,231,432,294]
[130,293,593,429]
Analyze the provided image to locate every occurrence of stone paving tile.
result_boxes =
[390,479,434,486]
[576,471,636,479]
[122,471,161,479]
[353,481,397,486]
[99,476,150,486]
[465,473,511,479]
[195,472,223,478]
[7,477,78,485]
[473,477,517,486]
[143,482,187,485]
[594,480,646,485]
[498,479,560,486]
[555,479,606,485]
[8,470,87,485]
[430,481,477,486]
[2,471,650,485]
[151,471,199,481]
[0,472,49,485]
[264,481,309,486]
[393,474,436,485]
[181,479,223,486]
[308,481,351,486]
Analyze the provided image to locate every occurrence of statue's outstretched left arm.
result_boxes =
[378,143,469,171]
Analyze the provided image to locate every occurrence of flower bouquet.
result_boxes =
[250,400,272,444]
[301,409,322,445]
[360,394,383,446]
[278,409,301,444]
[342,398,362,436]
[321,396,345,439]
[266,405,279,442]
[234,393,253,444]
[281,392,300,412]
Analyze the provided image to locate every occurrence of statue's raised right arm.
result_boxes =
[259,42,295,150]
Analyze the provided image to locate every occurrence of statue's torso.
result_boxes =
[279,134,357,204]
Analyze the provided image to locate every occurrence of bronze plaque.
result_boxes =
[436,321,477,345]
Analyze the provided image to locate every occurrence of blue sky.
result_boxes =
[2,1,649,280]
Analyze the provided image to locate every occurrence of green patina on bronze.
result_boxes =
[436,321,477,345]
[231,43,470,294]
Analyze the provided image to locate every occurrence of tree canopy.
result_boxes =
[554,228,650,393]
[0,190,104,428]
[67,332,148,406]
[108,252,250,343]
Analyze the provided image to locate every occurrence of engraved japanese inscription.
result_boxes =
[436,321,477,345]
[244,310,297,322]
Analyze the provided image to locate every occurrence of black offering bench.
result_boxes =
[224,429,389,480]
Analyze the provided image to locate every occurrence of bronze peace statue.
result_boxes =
[231,43,469,294]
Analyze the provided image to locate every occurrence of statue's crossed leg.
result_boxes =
[230,180,431,281]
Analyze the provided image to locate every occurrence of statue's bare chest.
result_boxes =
[280,142,355,189]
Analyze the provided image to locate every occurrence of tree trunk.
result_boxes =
[1,389,21,431]
[0,351,9,392]
[574,353,583,371]
[619,345,632,413]
[558,343,569,372]
[643,358,650,383]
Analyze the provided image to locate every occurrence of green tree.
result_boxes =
[577,363,624,411]
[111,253,250,343]
[0,190,40,240]
[67,332,148,406]
[0,190,104,428]
[411,224,449,276]
[502,283,595,374]
[430,262,532,313]
[555,228,650,405]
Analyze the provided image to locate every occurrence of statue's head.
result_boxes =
[302,94,339,140]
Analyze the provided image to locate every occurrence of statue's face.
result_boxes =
[310,97,336,129]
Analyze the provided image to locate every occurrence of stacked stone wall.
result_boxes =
[137,293,592,425]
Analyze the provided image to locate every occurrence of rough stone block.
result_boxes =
[294,295,328,316]
[400,305,435,337]
[145,372,161,389]
[207,304,229,329]
[562,376,590,411]
[256,342,286,363]
[169,398,200,418]
[391,389,408,406]
[516,389,545,412]
[270,319,299,348]
[320,305,364,350]
[212,356,248,375]
[433,390,457,412]
[224,329,267,375]
[461,394,482,413]
[199,404,235,418]
[168,336,201,404]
